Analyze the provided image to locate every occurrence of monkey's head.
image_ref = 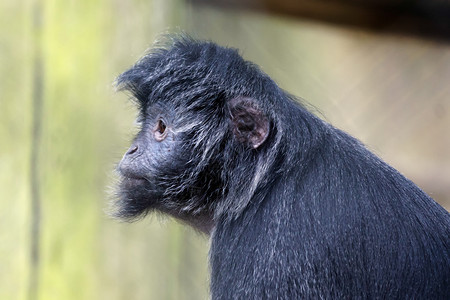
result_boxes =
[114,37,288,233]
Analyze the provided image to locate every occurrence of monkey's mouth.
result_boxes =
[118,174,162,198]
[120,176,149,188]
[117,167,150,184]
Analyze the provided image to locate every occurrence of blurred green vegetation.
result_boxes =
[1,1,208,299]
[1,1,449,300]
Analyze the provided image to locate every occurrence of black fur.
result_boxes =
[115,36,450,299]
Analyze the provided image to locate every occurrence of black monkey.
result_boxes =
[115,36,450,299]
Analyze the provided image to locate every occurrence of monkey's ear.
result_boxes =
[228,97,269,149]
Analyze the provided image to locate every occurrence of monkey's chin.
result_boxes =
[115,177,162,220]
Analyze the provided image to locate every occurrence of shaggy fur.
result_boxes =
[115,36,450,299]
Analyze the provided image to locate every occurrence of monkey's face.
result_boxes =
[116,102,187,219]
[115,96,271,225]
[115,95,230,223]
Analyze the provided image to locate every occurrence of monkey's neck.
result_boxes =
[164,209,215,235]
[183,213,215,234]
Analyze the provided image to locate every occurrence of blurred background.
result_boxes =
[1,0,449,299]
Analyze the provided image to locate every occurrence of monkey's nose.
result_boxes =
[126,145,138,155]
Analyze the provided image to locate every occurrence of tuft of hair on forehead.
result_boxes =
[114,35,261,112]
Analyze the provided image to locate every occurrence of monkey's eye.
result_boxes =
[154,119,167,141]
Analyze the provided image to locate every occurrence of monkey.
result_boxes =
[114,36,450,299]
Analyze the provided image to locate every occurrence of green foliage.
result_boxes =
[1,1,208,299]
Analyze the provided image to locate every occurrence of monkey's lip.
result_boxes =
[120,175,149,185]
[118,169,148,181]
[121,175,147,181]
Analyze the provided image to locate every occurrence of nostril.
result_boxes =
[127,145,138,155]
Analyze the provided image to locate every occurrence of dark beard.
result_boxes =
[114,177,162,220]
